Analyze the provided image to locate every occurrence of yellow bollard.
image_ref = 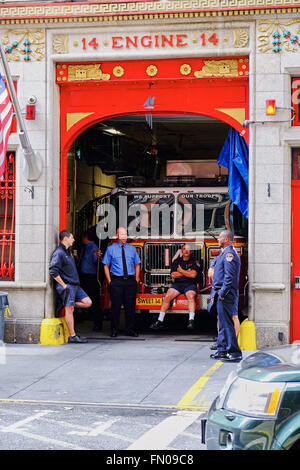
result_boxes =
[40,318,66,345]
[238,318,257,351]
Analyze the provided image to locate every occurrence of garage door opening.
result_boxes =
[65,113,248,337]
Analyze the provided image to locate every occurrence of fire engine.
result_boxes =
[96,174,248,320]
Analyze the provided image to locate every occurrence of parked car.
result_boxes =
[202,344,300,450]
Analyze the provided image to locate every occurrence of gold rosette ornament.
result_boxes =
[180,63,192,76]
[113,65,125,78]
[146,65,158,77]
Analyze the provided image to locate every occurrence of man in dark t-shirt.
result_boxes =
[150,244,202,330]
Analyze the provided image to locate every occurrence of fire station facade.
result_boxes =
[1,0,300,347]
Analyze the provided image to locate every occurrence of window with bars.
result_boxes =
[0,153,15,280]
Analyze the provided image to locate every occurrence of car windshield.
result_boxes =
[240,345,300,369]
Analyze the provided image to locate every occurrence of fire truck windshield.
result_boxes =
[127,193,175,237]
[97,191,247,239]
[177,192,231,236]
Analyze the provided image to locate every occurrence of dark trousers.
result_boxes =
[80,273,102,328]
[109,277,137,333]
[217,295,241,355]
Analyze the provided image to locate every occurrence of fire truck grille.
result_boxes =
[144,273,173,288]
[144,241,204,288]
[145,242,183,272]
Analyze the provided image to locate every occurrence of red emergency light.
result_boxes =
[26,104,35,120]
[266,99,276,116]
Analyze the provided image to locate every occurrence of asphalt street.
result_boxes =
[0,324,251,451]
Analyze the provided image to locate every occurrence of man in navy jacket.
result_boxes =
[49,230,92,343]
[208,230,242,362]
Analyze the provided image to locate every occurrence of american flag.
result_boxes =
[0,74,13,179]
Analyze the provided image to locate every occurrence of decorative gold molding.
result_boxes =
[113,65,125,78]
[66,112,95,132]
[233,29,249,48]
[56,58,249,84]
[1,1,300,24]
[68,64,110,81]
[216,108,246,124]
[194,60,239,78]
[53,35,69,54]
[258,19,300,52]
[1,29,45,61]
[180,64,192,76]
[146,64,158,77]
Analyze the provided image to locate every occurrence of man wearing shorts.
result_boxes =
[150,244,201,330]
[49,230,92,343]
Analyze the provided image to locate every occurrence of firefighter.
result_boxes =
[208,249,240,350]
[102,227,141,337]
[209,230,242,362]
[150,244,202,330]
[78,229,103,331]
[49,230,91,343]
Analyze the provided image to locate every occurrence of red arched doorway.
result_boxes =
[57,56,249,228]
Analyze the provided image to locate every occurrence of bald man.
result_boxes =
[209,230,242,363]
[102,227,141,338]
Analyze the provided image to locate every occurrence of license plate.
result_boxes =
[136,297,163,306]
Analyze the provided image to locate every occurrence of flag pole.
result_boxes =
[0,43,42,181]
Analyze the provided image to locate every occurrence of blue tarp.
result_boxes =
[218,127,249,219]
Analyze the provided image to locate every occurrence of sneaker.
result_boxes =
[68,335,88,344]
[150,320,164,330]
[187,320,195,330]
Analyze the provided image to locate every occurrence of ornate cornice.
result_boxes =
[1,0,300,24]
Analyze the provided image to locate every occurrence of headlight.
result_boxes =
[216,371,237,409]
[223,377,285,418]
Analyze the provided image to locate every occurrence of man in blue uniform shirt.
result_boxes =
[208,230,242,362]
[102,227,141,337]
[79,230,103,331]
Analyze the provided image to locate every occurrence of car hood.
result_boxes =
[238,344,300,383]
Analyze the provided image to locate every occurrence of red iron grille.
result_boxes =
[0,153,15,280]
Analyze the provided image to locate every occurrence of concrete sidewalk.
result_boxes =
[0,331,244,410]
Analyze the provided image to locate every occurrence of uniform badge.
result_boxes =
[225,253,234,262]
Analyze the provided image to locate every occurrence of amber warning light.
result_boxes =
[266,100,276,116]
